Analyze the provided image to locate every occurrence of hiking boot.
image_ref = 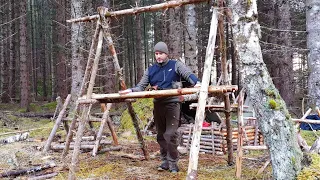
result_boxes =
[169,162,179,173]
[157,161,169,171]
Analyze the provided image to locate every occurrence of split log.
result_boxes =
[67,0,209,23]
[0,163,56,178]
[13,112,54,119]
[236,91,244,178]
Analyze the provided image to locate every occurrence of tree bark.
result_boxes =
[19,0,30,110]
[184,4,198,74]
[229,0,302,179]
[306,0,320,107]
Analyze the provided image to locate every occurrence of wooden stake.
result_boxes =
[187,8,219,180]
[236,91,244,178]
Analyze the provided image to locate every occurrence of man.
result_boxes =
[119,41,200,173]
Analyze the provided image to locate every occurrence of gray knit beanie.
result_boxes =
[154,42,169,54]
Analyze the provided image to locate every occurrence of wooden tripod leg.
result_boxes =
[92,103,118,156]
[43,94,71,153]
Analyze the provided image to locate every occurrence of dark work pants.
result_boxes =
[154,102,180,163]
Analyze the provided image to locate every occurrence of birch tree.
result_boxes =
[184,4,198,75]
[229,0,302,179]
[306,0,320,107]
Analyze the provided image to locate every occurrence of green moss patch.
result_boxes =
[120,98,153,132]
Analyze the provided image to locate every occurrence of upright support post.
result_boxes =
[235,90,244,178]
[68,29,104,180]
[98,7,149,160]
[187,8,218,180]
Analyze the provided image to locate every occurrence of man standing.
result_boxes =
[119,41,200,173]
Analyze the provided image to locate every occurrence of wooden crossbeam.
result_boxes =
[79,85,238,103]
[67,0,209,23]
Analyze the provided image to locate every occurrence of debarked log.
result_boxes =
[79,85,238,103]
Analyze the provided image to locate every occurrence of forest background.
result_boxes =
[0,0,316,117]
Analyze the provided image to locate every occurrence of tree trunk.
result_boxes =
[54,0,68,100]
[19,0,30,110]
[306,0,320,107]
[168,7,183,59]
[9,0,16,101]
[184,4,198,75]
[229,0,302,179]
[70,0,92,105]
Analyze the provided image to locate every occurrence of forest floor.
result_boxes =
[0,102,318,180]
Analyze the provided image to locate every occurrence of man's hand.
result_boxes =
[119,89,132,95]
[194,81,201,88]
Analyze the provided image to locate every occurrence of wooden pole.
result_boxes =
[43,94,71,153]
[92,103,118,156]
[62,22,101,158]
[218,0,233,166]
[235,90,244,178]
[68,29,104,180]
[79,85,237,102]
[67,0,209,23]
[187,8,219,180]
[98,7,149,160]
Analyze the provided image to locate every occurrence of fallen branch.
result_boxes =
[0,163,56,178]
[0,132,29,144]
[0,127,50,136]
[28,172,58,180]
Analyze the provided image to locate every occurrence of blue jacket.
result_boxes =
[131,59,199,103]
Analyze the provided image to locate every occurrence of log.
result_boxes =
[0,127,50,137]
[28,172,58,180]
[79,85,238,103]
[67,0,209,23]
[0,132,29,144]
[0,163,56,178]
[242,145,268,150]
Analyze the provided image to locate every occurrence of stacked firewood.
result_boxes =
[178,123,264,155]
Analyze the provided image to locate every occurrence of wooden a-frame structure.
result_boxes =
[43,0,242,179]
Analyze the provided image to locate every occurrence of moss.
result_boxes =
[120,98,153,132]
[297,153,320,179]
[300,130,320,145]
[269,99,278,110]
[264,88,276,98]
